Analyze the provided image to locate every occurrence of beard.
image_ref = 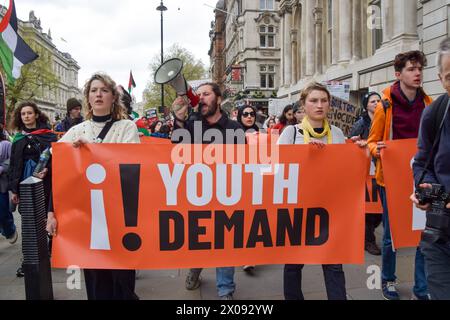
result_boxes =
[200,98,219,119]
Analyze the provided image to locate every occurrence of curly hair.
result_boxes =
[83,73,128,121]
[394,51,427,73]
[10,101,50,131]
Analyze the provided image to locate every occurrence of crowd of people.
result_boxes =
[0,37,449,301]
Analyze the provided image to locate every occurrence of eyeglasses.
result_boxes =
[243,112,256,118]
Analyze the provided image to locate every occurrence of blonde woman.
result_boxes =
[46,73,140,300]
[278,82,347,300]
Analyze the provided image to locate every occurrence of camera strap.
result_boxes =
[417,95,450,185]
[95,120,117,144]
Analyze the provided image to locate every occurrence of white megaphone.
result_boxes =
[154,58,200,107]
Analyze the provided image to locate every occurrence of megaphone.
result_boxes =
[154,58,200,107]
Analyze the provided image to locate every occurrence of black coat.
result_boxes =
[349,113,372,139]
[8,127,57,206]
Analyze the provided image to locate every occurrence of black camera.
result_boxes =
[415,184,450,244]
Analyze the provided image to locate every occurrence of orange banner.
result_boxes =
[140,136,171,144]
[365,175,383,215]
[51,143,368,270]
[382,139,422,249]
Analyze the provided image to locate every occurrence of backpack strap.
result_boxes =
[292,125,297,144]
[382,99,391,113]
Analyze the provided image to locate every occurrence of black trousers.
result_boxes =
[84,269,139,300]
[365,214,382,243]
[284,264,347,300]
[420,240,450,300]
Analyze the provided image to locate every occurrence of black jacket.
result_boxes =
[56,116,83,132]
[413,94,450,193]
[172,111,245,144]
[349,113,372,139]
[8,127,57,199]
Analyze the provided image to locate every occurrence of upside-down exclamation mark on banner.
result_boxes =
[120,164,142,251]
[87,164,111,250]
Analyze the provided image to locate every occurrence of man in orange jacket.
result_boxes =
[367,51,433,300]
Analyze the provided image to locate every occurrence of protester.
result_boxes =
[171,82,245,300]
[150,120,163,134]
[255,104,267,128]
[411,37,450,300]
[55,98,83,133]
[278,82,347,300]
[237,105,259,133]
[150,124,170,139]
[350,92,383,256]
[293,104,306,124]
[8,101,57,277]
[0,124,17,244]
[272,105,294,134]
[230,106,238,121]
[367,50,432,300]
[117,85,134,119]
[46,73,140,300]
[136,118,150,137]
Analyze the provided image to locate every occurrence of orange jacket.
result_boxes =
[367,85,433,186]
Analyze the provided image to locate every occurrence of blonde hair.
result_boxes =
[83,72,128,121]
[299,82,331,106]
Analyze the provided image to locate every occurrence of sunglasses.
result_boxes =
[243,112,256,118]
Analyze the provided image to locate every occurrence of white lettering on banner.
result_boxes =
[157,164,300,206]
[186,164,213,206]
[245,165,272,205]
[273,164,299,205]
[216,165,242,206]
[158,164,185,206]
[86,164,110,251]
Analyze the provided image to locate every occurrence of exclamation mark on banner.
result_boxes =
[87,164,111,251]
[120,164,142,251]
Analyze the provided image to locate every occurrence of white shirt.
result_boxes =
[278,124,346,145]
[59,119,140,144]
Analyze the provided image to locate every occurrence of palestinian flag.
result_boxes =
[128,70,136,94]
[0,0,38,84]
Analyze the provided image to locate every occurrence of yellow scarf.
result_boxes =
[301,117,333,144]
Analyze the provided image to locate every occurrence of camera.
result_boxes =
[415,184,450,244]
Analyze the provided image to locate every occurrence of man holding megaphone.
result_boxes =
[155,60,245,300]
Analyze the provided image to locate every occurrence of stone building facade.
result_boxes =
[276,0,450,106]
[210,0,282,112]
[1,7,81,121]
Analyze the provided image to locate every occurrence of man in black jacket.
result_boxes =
[411,37,450,300]
[55,98,83,132]
[171,82,244,300]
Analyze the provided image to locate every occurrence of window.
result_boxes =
[259,25,275,48]
[260,65,275,89]
[327,0,333,64]
[370,0,383,54]
[260,0,274,10]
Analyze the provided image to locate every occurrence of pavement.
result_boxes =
[0,213,420,300]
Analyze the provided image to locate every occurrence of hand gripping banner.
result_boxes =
[51,143,368,269]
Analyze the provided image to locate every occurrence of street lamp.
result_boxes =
[156,1,167,114]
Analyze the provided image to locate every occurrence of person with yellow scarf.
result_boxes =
[278,82,347,300]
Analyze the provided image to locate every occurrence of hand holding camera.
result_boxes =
[414,183,450,244]
[411,183,433,211]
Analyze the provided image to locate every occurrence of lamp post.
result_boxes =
[156,1,167,114]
